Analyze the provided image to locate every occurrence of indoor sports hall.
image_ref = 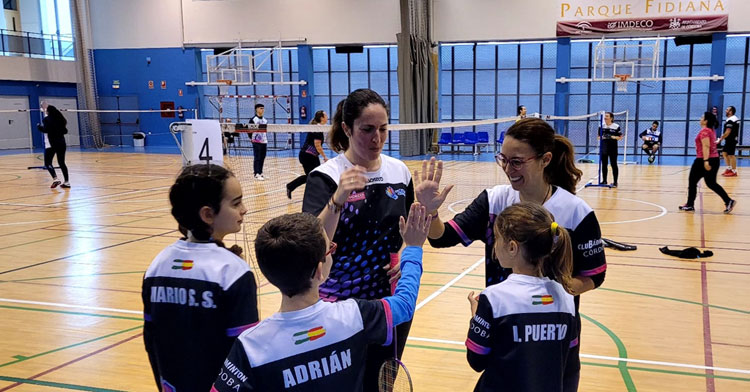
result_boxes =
[0,1,748,391]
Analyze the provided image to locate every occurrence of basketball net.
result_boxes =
[615,74,630,93]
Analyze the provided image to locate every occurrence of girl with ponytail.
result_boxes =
[416,118,605,390]
[142,164,259,392]
[466,202,577,391]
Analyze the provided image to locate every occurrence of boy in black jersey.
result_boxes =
[639,121,662,164]
[212,204,430,392]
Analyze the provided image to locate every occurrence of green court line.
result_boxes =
[10,270,146,283]
[405,344,750,383]
[581,313,637,392]
[581,362,750,383]
[0,375,126,391]
[599,287,750,315]
[0,325,142,368]
[0,304,142,321]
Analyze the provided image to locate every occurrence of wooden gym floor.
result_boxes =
[0,150,748,391]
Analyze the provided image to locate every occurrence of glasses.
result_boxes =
[326,241,337,257]
[495,153,541,170]
[312,241,338,278]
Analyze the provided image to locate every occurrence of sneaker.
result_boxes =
[611,183,618,188]
[678,204,695,211]
[648,155,655,164]
[255,174,265,181]
[721,168,732,176]
[725,170,738,177]
[50,180,61,188]
[724,199,736,214]
[286,185,293,199]
[60,182,71,189]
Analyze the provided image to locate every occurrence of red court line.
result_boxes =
[699,191,716,392]
[0,332,143,391]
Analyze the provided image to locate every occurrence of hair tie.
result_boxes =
[551,222,558,236]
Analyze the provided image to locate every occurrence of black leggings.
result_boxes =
[362,319,412,392]
[286,152,321,193]
[252,143,267,175]
[686,157,731,207]
[44,144,69,182]
[600,148,618,184]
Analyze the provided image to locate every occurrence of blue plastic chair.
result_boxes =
[451,132,465,144]
[463,132,478,145]
[477,132,489,143]
[438,133,451,144]
[497,131,506,144]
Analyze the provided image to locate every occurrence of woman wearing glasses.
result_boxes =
[415,118,606,392]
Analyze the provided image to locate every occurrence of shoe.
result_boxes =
[50,180,61,188]
[725,170,738,177]
[724,199,736,214]
[599,181,608,186]
[611,183,618,188]
[60,182,71,189]
[722,168,732,176]
[648,155,655,164]
[257,174,265,181]
[286,185,292,199]
[679,205,695,211]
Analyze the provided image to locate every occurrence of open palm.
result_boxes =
[414,157,454,213]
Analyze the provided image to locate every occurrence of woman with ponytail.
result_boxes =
[415,118,606,391]
[466,202,577,391]
[142,164,259,392]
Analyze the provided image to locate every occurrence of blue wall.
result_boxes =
[93,47,202,146]
[0,80,77,148]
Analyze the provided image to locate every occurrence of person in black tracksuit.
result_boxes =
[37,104,70,189]
[286,110,329,199]
[599,111,622,187]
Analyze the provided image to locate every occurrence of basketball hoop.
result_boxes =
[217,79,233,96]
[614,74,630,92]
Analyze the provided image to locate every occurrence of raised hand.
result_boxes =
[332,166,368,205]
[414,157,454,214]
[399,203,432,247]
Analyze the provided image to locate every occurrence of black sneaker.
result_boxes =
[286,185,292,200]
[648,155,655,164]
[724,199,736,214]
[679,205,695,212]
[611,183,618,188]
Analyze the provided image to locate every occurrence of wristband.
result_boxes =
[327,198,344,213]
[429,210,439,219]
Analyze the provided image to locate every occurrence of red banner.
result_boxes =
[557,15,727,36]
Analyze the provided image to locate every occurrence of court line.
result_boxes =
[406,338,750,375]
[0,228,176,275]
[699,190,716,392]
[0,325,142,369]
[596,196,668,225]
[0,332,143,392]
[0,207,170,227]
[0,298,141,315]
[415,257,484,311]
[0,376,125,392]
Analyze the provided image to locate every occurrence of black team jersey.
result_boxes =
[212,297,390,391]
[466,275,578,391]
[301,132,324,156]
[142,240,259,392]
[429,185,606,382]
[725,115,740,144]
[599,122,622,153]
[428,185,606,289]
[639,127,662,144]
[211,247,424,392]
[302,153,414,301]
